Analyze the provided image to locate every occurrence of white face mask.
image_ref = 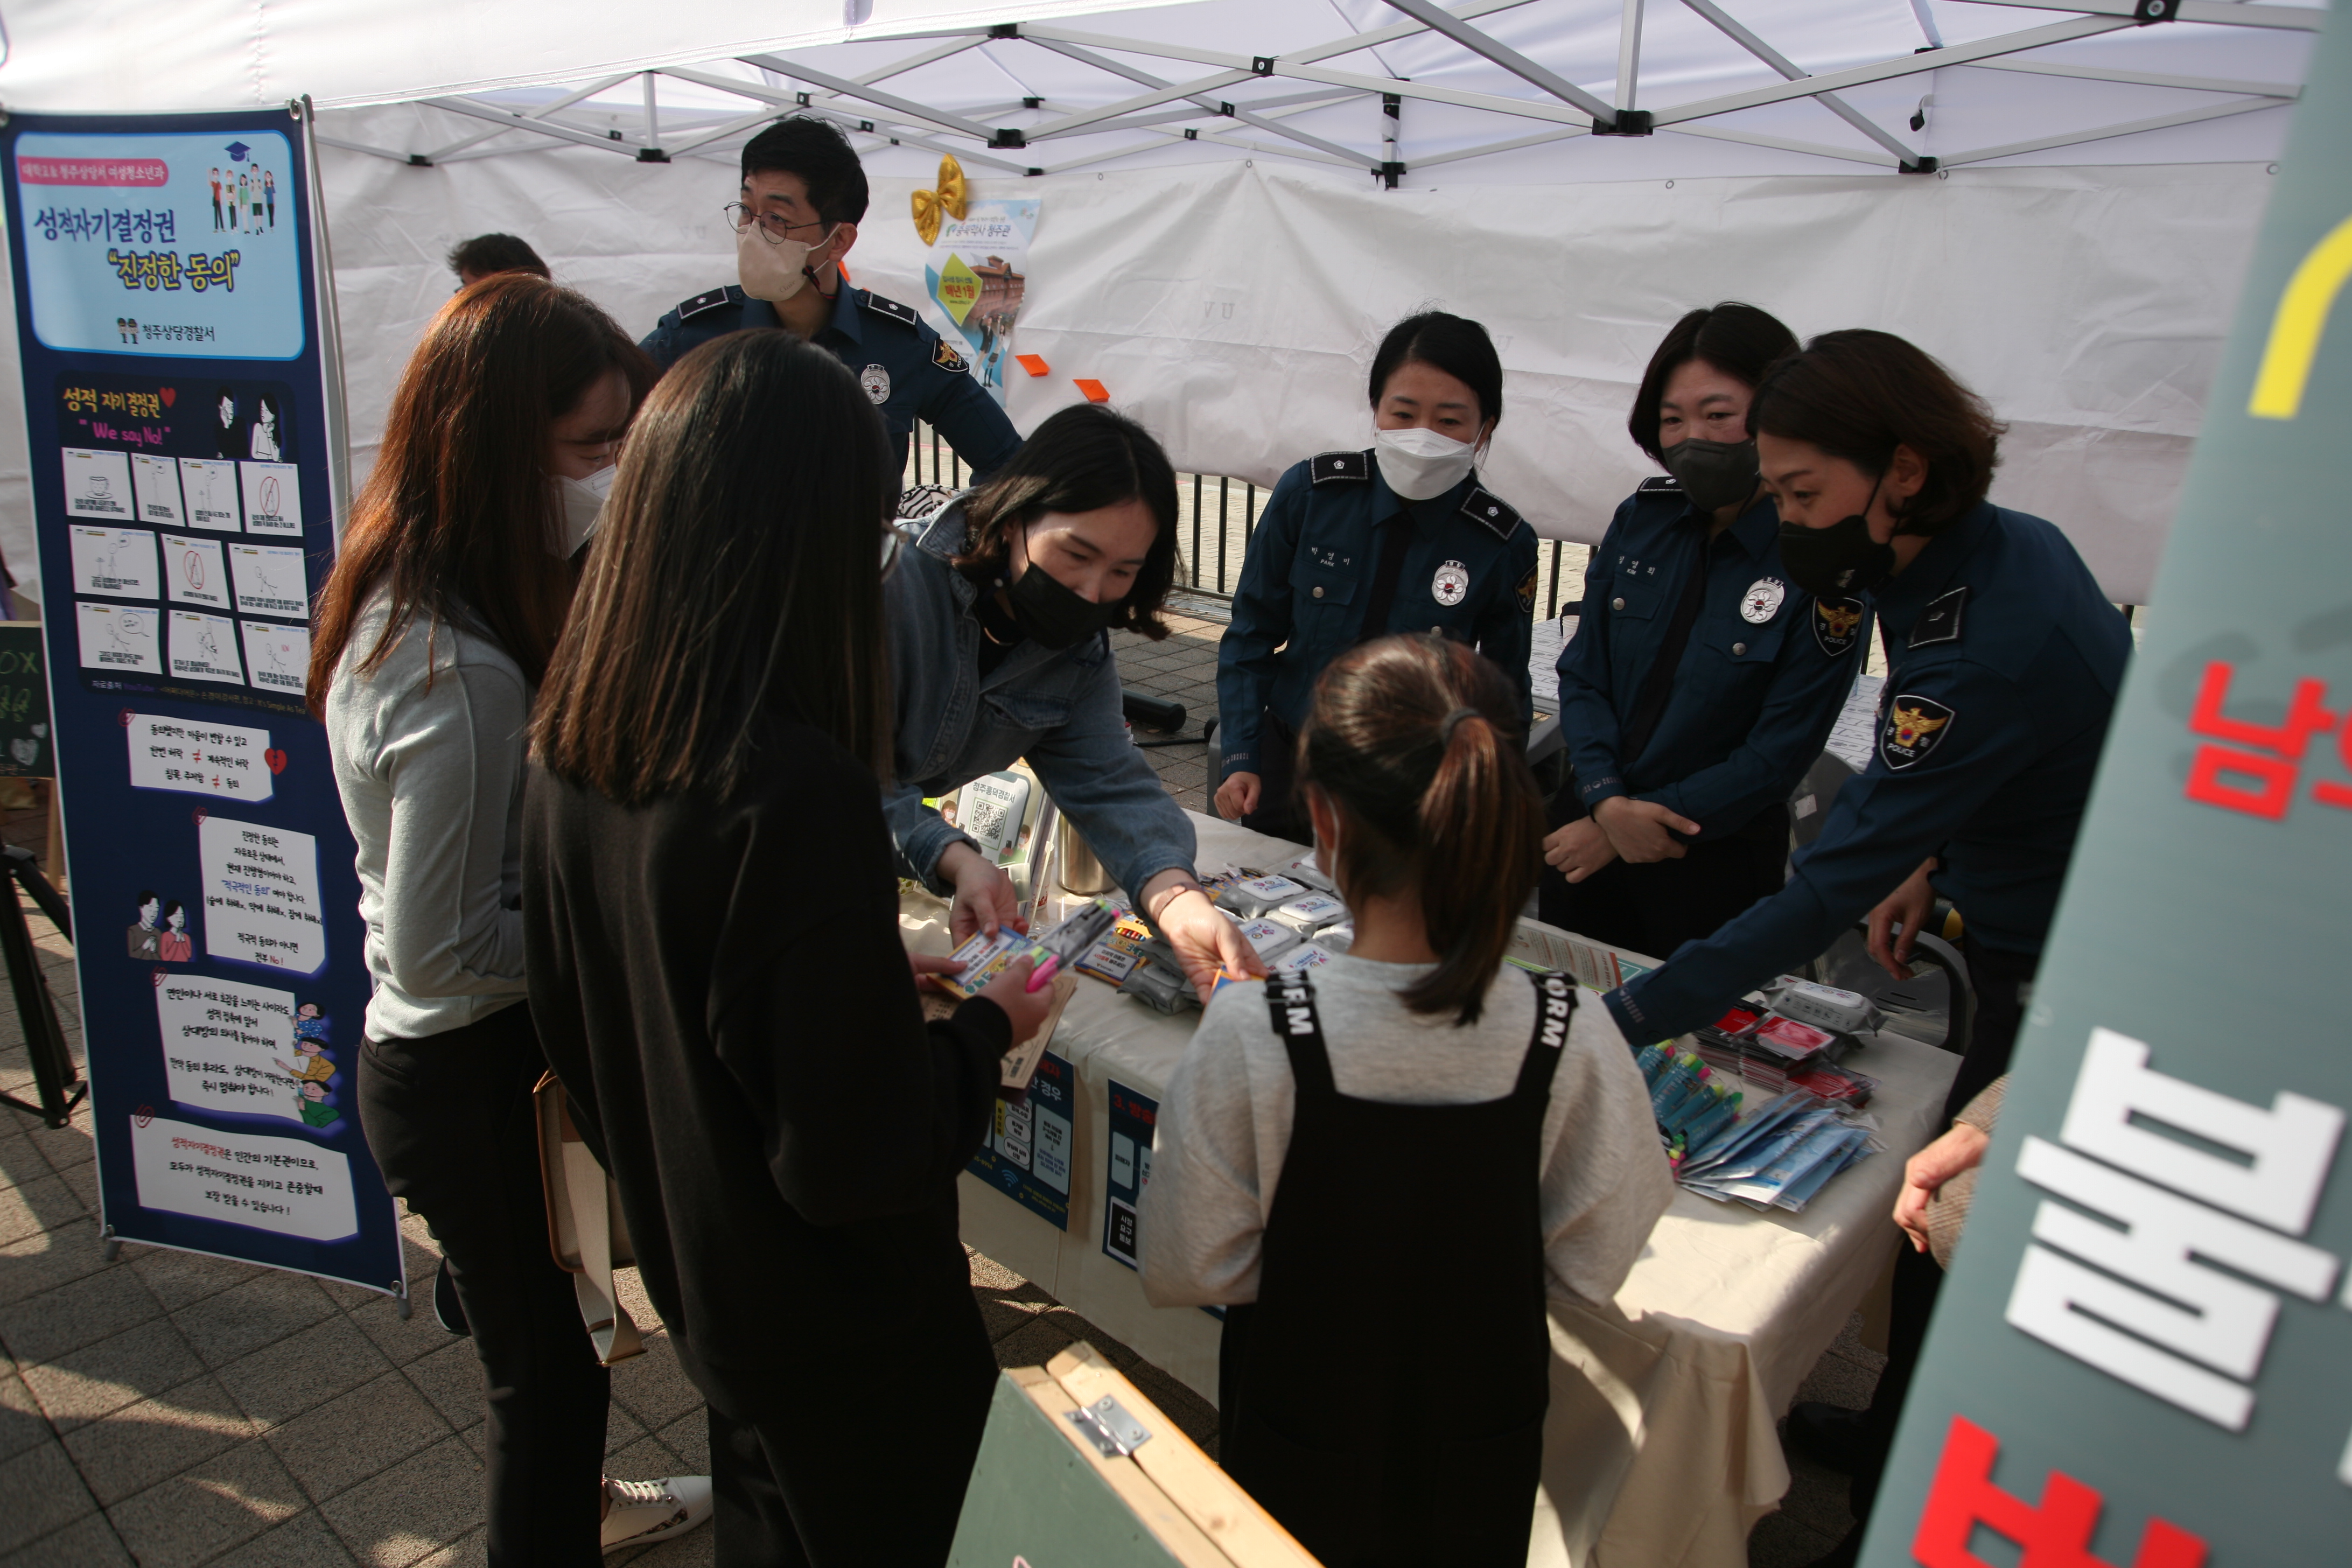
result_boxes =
[736,220,832,303]
[553,465,615,558]
[1373,425,1480,501]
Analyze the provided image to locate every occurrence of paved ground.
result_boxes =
[0,583,1889,1564]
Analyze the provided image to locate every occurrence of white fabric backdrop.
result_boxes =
[307,135,2267,603]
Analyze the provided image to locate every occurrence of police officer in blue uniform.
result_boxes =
[639,117,1021,483]
[1216,312,1538,841]
[1544,303,1871,958]
[1600,330,2131,1568]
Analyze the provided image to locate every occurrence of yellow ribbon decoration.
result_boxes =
[910,155,969,246]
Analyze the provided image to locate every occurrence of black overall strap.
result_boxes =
[1261,976,1336,1097]
[1514,970,1577,1102]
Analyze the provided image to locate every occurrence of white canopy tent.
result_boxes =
[0,0,2326,601]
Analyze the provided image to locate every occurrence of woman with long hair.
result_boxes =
[885,403,1255,1000]
[523,331,1054,1565]
[312,273,709,1562]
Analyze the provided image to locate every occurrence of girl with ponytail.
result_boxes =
[1139,633,1674,1567]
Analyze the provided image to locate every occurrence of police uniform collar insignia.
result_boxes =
[1460,486,1521,540]
[1880,694,1955,770]
[1812,595,1865,657]
[860,290,921,327]
[1431,559,1471,607]
[1740,577,1786,625]
[1909,585,1969,649]
[676,285,743,321]
[1637,475,1683,494]
[1310,450,1370,484]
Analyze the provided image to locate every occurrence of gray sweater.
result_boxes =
[325,590,530,1041]
[1139,954,1675,1310]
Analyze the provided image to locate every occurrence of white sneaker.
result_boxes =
[600,1474,714,1553]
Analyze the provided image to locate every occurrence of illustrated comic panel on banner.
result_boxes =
[3,111,401,1299]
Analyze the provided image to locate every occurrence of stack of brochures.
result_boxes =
[1637,1041,1879,1213]
[1689,1005,1878,1105]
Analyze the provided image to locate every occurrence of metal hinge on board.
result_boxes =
[1063,1394,1156,1459]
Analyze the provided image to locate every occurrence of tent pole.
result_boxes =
[1616,0,1644,114]
[642,72,661,155]
[297,97,356,543]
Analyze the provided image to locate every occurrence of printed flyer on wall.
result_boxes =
[921,197,1037,406]
[2,109,402,1301]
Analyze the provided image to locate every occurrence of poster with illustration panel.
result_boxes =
[1,110,401,1300]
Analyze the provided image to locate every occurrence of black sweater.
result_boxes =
[520,717,1009,1370]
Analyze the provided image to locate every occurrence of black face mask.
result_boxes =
[1777,513,1897,597]
[1005,533,1124,650]
[1661,436,1760,514]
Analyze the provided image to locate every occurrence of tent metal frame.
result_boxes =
[319,0,2317,181]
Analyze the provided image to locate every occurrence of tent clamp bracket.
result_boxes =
[1219,101,1236,118]
[796,93,813,107]
[990,23,1020,38]
[1184,128,1198,139]
[1024,96,1043,109]
[1592,109,1652,137]
[407,153,433,167]
[1378,160,1405,189]
[1251,57,1276,77]
[1899,157,1939,176]
[636,148,670,163]
[1026,167,1043,177]
[2133,0,2178,21]
[990,128,1028,149]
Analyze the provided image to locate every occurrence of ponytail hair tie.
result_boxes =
[1439,706,1481,742]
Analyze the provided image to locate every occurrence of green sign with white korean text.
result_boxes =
[1862,11,2352,1567]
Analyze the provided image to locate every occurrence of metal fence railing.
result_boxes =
[908,422,1593,621]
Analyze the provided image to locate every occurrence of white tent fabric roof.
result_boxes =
[0,1,2328,605]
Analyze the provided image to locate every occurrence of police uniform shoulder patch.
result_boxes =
[1880,694,1955,771]
[1909,586,1969,649]
[1516,564,1539,614]
[1812,594,1865,657]
[1310,450,1370,484]
[933,338,969,373]
[1637,475,1683,494]
[1460,486,1522,541]
[675,285,743,321]
[859,290,921,328]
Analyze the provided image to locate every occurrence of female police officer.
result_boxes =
[1542,302,1870,958]
[1215,312,1538,840]
[886,404,1258,1001]
[1598,329,2130,1568]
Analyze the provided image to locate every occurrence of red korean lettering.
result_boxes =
[1914,1416,2207,1568]
[2182,661,2335,821]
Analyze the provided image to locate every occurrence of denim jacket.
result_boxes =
[883,502,1198,901]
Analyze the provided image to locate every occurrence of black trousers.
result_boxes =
[1845,935,2039,1529]
[1235,708,1311,844]
[359,1004,609,1566]
[1536,787,1789,961]
[682,1302,996,1566]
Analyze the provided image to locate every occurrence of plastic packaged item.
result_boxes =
[1315,921,1354,956]
[1117,949,1199,1013]
[1225,915,1302,963]
[1274,853,1339,895]
[936,927,1026,1000]
[1215,874,1310,917]
[1269,892,1348,937]
[1762,976,1884,1036]
[1274,943,1334,974]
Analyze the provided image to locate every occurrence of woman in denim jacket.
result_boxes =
[883,405,1257,998]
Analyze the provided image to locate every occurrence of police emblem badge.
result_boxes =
[1431,559,1471,607]
[1813,595,1865,656]
[859,364,891,404]
[1880,694,1955,771]
[1740,577,1786,625]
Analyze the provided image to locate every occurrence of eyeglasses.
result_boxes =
[723,202,830,246]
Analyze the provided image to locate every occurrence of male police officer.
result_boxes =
[1599,331,2131,1568]
[642,118,1021,482]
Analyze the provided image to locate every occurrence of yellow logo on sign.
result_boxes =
[2249,214,2352,422]
[936,253,982,325]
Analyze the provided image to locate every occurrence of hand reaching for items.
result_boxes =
[1866,858,1940,981]
[942,841,1028,945]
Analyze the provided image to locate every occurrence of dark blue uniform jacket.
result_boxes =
[1216,451,1539,780]
[1605,502,2130,1044]
[640,282,1021,481]
[1557,479,1871,839]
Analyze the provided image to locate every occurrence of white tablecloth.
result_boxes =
[906,811,1956,1568]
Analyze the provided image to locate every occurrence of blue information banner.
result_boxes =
[1,109,402,1300]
